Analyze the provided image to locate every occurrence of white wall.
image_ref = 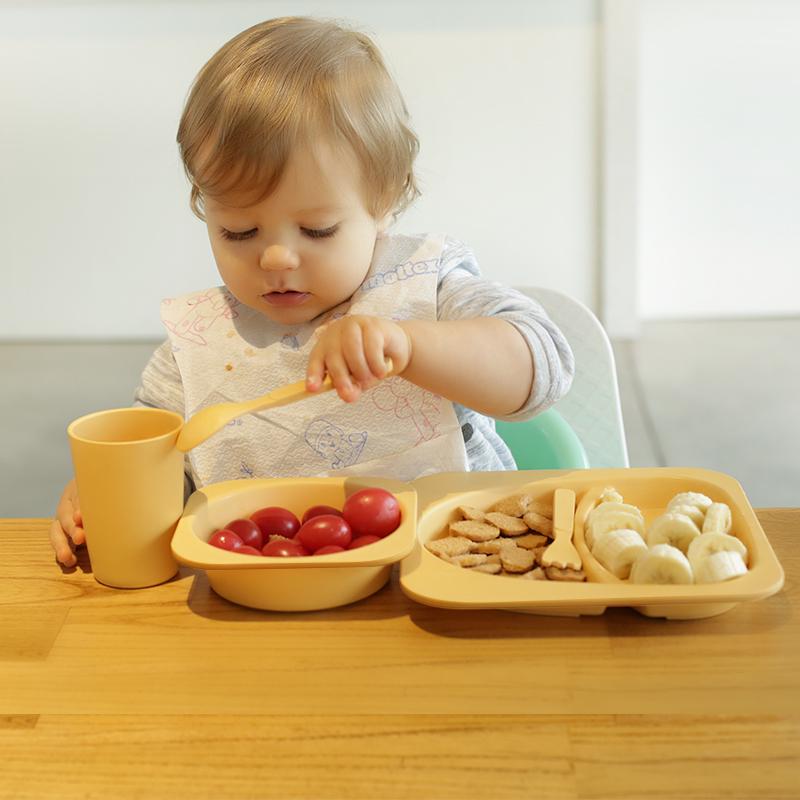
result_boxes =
[638,0,800,319]
[0,0,600,340]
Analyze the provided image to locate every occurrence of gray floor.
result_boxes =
[1,318,798,517]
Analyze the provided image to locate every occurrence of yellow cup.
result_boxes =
[67,407,184,588]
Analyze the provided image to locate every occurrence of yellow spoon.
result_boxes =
[541,488,582,571]
[175,359,394,453]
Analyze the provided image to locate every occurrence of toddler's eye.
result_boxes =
[301,224,339,239]
[220,227,257,241]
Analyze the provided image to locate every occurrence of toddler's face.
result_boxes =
[203,139,385,326]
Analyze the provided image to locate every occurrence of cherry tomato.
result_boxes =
[262,538,308,557]
[225,518,263,549]
[302,504,343,524]
[342,488,401,538]
[208,529,244,551]
[250,506,301,539]
[348,535,381,549]
[314,545,345,555]
[296,515,352,552]
[237,545,263,556]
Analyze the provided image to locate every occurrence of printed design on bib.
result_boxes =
[304,418,368,470]
[369,378,443,445]
[358,257,439,295]
[281,333,300,350]
[162,290,239,346]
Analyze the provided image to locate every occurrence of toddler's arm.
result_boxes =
[307,236,574,418]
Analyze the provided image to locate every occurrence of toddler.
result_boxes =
[51,16,574,567]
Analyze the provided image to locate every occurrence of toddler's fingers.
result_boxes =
[305,351,327,392]
[340,323,373,386]
[49,518,77,567]
[362,323,390,379]
[324,352,360,403]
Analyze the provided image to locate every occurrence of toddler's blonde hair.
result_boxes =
[177,16,420,220]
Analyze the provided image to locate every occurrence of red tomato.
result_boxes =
[348,535,381,549]
[250,506,301,539]
[261,538,308,557]
[208,529,244,551]
[314,545,345,555]
[296,515,352,552]
[342,488,401,538]
[224,518,263,549]
[237,545,263,556]
[302,504,343,524]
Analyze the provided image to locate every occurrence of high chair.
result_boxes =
[494,287,630,470]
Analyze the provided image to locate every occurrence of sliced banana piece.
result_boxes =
[647,512,701,553]
[667,492,713,514]
[585,502,645,549]
[629,544,694,585]
[688,531,748,569]
[591,529,648,579]
[693,550,748,584]
[668,503,705,529]
[702,502,732,535]
[599,486,623,504]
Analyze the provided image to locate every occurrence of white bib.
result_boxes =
[161,233,469,487]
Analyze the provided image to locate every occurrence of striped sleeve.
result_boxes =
[437,236,575,421]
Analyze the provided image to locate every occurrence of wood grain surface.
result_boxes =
[0,508,797,799]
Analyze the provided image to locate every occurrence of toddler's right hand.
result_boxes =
[50,478,85,567]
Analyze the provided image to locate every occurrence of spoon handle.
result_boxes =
[242,374,335,414]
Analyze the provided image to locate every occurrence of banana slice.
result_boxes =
[668,503,705,529]
[629,543,694,585]
[667,492,713,514]
[693,550,748,584]
[585,502,645,549]
[687,531,749,569]
[647,512,701,553]
[702,502,732,535]
[599,486,623,504]
[591,529,648,579]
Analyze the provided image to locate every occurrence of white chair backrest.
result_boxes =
[517,286,630,468]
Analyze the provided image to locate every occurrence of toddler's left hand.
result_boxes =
[306,315,412,402]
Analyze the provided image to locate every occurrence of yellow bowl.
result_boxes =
[171,476,416,611]
[400,467,784,619]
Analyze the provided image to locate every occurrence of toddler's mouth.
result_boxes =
[261,290,310,308]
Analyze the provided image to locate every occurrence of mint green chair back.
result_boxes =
[496,287,629,470]
[495,409,590,470]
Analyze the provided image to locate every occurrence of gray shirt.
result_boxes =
[134,234,574,490]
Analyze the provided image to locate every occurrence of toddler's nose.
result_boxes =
[259,244,300,271]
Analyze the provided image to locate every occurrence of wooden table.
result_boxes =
[1,474,798,800]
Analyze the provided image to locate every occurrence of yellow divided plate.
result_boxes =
[399,467,784,619]
[172,476,416,612]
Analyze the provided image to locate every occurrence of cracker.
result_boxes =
[523,511,553,537]
[484,553,502,565]
[426,536,474,558]
[517,566,548,581]
[532,545,548,566]
[447,553,489,568]
[544,565,586,582]
[485,512,529,535]
[513,533,549,550]
[473,539,518,555]
[527,499,554,519]
[490,493,531,517]
[457,505,487,522]
[449,520,501,542]
[500,547,536,573]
